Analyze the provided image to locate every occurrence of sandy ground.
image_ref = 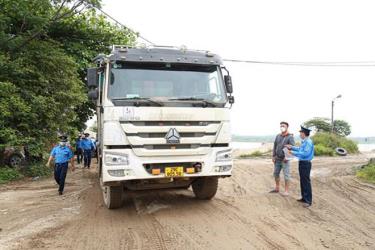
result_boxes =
[1,154,375,250]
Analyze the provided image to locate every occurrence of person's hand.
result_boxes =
[284,144,292,150]
[272,157,276,163]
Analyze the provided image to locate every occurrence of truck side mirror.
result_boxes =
[224,75,233,94]
[87,68,98,88]
[88,89,98,101]
[228,95,235,104]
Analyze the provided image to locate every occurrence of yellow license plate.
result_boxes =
[165,167,184,177]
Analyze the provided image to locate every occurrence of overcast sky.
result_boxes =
[102,0,374,137]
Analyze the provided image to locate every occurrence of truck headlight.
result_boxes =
[216,149,232,162]
[104,153,129,165]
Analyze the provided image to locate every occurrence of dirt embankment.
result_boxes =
[1,154,375,250]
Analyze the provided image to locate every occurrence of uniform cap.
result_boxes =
[299,125,311,135]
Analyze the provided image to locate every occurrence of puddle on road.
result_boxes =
[133,199,171,215]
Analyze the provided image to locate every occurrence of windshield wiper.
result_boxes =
[111,97,163,106]
[168,97,217,107]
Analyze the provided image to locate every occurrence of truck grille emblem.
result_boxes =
[165,128,180,144]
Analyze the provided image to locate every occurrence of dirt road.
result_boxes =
[1,154,375,250]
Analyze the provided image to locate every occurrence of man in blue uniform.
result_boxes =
[286,126,314,208]
[80,133,95,169]
[76,134,83,165]
[46,135,75,195]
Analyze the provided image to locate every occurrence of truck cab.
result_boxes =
[87,45,234,209]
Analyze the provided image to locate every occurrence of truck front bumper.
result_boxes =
[101,147,233,184]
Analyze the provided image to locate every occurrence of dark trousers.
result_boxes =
[299,161,312,204]
[54,162,68,192]
[76,148,83,164]
[83,149,92,168]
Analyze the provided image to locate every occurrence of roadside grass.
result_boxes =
[0,162,52,184]
[240,150,271,158]
[23,163,52,177]
[0,167,23,184]
[356,164,375,184]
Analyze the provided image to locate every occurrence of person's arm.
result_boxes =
[292,141,312,158]
[291,145,299,151]
[69,149,75,171]
[46,148,55,167]
[272,136,277,162]
[70,157,75,171]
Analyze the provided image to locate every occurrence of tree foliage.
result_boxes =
[0,0,136,157]
[304,117,351,137]
[333,119,351,137]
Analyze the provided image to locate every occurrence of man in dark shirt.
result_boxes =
[270,121,295,196]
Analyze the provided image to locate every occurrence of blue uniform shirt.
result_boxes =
[76,138,82,149]
[51,145,74,164]
[79,138,95,151]
[291,137,314,161]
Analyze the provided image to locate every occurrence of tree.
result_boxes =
[333,120,351,137]
[304,117,331,133]
[304,117,351,137]
[0,0,136,157]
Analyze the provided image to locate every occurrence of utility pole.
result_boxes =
[331,94,342,133]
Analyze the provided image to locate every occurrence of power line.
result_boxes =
[83,2,375,67]
[85,2,154,45]
[223,59,375,67]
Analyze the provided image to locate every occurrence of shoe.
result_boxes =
[297,198,305,203]
[281,192,289,196]
[59,191,63,195]
[269,189,279,193]
[303,203,311,208]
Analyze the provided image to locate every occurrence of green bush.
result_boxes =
[0,162,52,184]
[312,132,359,156]
[23,163,52,178]
[0,167,23,184]
[356,164,375,184]
[314,144,335,156]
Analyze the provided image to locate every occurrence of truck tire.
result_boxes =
[8,154,23,169]
[192,177,218,200]
[102,185,123,209]
[335,147,348,156]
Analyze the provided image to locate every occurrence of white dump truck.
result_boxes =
[87,45,234,209]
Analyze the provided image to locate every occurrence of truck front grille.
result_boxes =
[125,132,216,138]
[121,121,220,126]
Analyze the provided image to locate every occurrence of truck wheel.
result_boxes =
[102,185,123,209]
[8,154,23,169]
[192,177,218,200]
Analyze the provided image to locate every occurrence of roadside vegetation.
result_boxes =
[0,0,136,179]
[356,163,375,184]
[240,150,271,158]
[0,168,22,184]
[305,118,359,156]
[0,163,52,184]
[313,132,359,156]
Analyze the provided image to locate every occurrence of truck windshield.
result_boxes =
[108,63,227,104]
